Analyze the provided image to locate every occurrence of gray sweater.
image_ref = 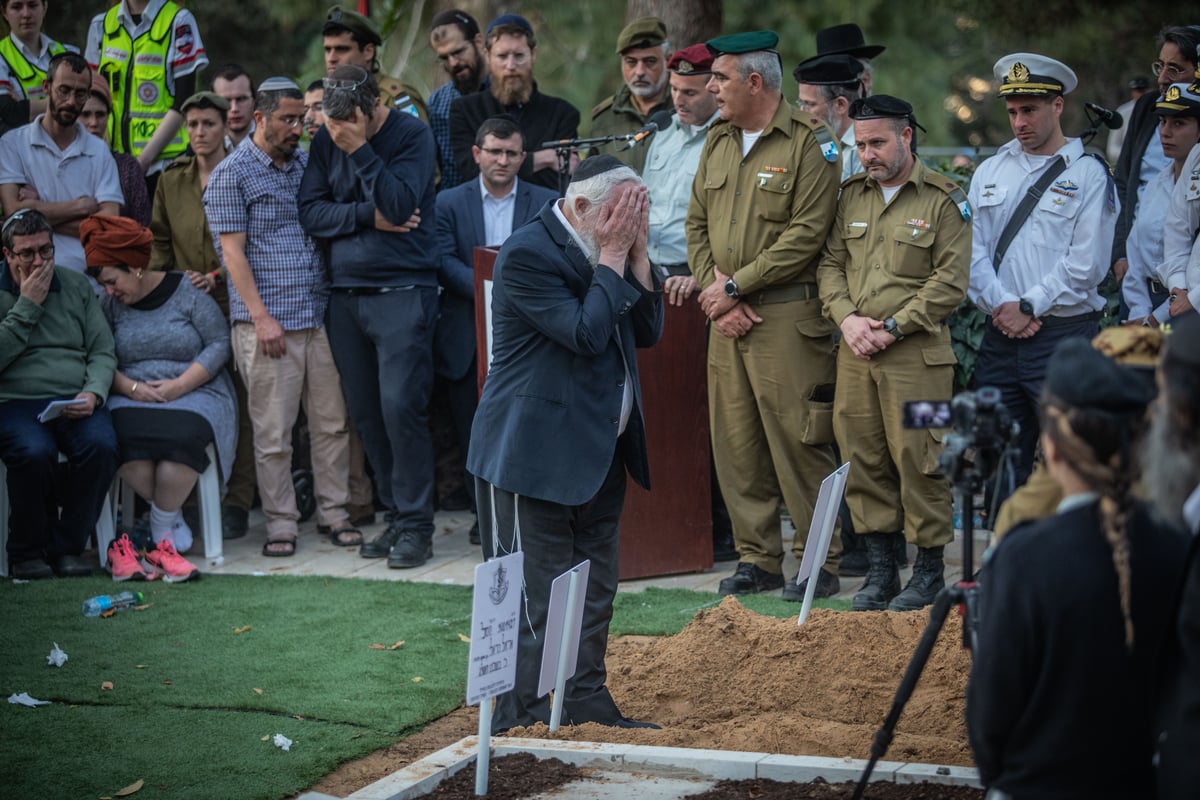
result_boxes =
[103,275,236,483]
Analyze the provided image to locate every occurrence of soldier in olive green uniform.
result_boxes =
[816,95,970,611]
[323,6,428,123]
[588,16,673,173]
[686,31,843,599]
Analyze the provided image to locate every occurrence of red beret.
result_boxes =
[668,43,713,75]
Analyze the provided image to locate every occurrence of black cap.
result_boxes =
[848,94,926,133]
[571,155,627,184]
[430,9,479,38]
[1046,338,1157,414]
[815,24,885,59]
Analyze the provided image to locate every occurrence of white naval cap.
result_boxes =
[994,53,1077,97]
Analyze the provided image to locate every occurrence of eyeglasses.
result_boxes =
[480,147,523,160]
[8,243,54,264]
[272,114,304,129]
[1153,60,1193,80]
[324,73,369,92]
[53,84,91,103]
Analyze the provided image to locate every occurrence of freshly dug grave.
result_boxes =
[424,755,982,800]
[304,598,974,797]
[518,597,973,767]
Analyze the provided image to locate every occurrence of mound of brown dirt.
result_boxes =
[517,597,973,767]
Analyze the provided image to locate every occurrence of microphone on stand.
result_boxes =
[618,111,674,151]
[1084,102,1123,130]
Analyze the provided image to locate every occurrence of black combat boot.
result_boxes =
[888,546,946,611]
[852,533,902,611]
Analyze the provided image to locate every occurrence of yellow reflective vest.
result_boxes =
[0,36,67,102]
[97,1,187,160]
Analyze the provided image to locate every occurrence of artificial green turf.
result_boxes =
[0,575,845,799]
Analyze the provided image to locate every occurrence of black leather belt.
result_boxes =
[333,286,406,296]
[1148,278,1167,295]
[744,282,819,305]
[653,262,691,278]
[1039,310,1102,328]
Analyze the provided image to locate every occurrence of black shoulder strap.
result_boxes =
[992,155,1067,272]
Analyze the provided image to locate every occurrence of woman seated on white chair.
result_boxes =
[80,215,235,582]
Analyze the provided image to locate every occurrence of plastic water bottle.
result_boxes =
[82,591,144,617]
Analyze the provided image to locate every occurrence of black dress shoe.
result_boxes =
[717,562,784,595]
[360,524,402,558]
[608,716,661,730]
[781,568,841,601]
[222,505,249,540]
[11,558,53,579]
[387,529,433,568]
[438,486,472,512]
[51,554,93,577]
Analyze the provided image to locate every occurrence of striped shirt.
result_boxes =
[204,138,328,329]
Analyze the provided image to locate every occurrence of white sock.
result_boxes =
[171,518,194,553]
[149,502,175,544]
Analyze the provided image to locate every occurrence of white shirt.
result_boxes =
[1164,142,1200,293]
[0,120,123,274]
[480,176,517,247]
[840,124,862,183]
[1123,164,1175,321]
[967,137,1118,317]
[643,110,717,266]
[551,198,633,434]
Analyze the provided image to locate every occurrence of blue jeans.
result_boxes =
[327,287,437,536]
[0,399,118,562]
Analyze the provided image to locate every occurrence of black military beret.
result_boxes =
[1046,338,1157,414]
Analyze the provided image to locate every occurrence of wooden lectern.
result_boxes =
[473,247,714,579]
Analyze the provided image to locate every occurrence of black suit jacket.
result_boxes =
[466,202,663,505]
[1112,92,1161,263]
[434,178,559,380]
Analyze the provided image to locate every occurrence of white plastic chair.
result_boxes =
[99,442,224,566]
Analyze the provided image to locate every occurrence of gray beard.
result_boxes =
[1139,409,1200,530]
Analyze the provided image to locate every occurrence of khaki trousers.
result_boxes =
[832,330,954,548]
[232,324,351,537]
[708,297,841,574]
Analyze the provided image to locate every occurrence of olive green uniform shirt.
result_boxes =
[149,155,229,315]
[588,83,672,174]
[686,98,840,297]
[817,160,970,334]
[378,74,429,124]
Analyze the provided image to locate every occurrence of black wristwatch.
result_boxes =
[724,277,739,298]
[883,317,903,341]
[1018,298,1034,317]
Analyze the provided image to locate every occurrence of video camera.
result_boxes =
[905,387,1018,489]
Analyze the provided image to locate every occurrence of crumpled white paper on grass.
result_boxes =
[8,692,50,707]
[46,642,67,667]
[273,733,293,751]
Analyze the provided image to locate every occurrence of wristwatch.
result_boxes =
[883,317,903,341]
[1018,298,1034,317]
[724,277,739,298]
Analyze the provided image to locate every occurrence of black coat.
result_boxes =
[967,500,1188,799]
[1112,92,1161,264]
[1156,524,1200,800]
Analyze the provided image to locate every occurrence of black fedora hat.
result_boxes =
[815,23,885,59]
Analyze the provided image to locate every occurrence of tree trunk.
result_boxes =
[625,0,722,50]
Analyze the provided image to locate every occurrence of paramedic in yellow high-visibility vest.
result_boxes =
[85,0,207,186]
[0,0,76,122]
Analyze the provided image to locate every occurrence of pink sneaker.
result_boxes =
[145,539,199,583]
[107,533,157,582]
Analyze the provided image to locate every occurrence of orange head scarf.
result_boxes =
[79,214,152,271]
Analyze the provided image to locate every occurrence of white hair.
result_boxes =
[564,165,642,211]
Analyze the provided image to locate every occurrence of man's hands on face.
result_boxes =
[664,275,698,306]
[594,184,647,273]
[324,107,369,153]
[17,257,53,305]
[992,301,1039,339]
[840,314,895,360]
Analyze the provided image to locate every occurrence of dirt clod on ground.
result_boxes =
[304,598,974,798]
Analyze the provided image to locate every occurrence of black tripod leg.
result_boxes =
[852,587,961,800]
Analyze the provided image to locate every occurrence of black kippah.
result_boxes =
[571,155,626,184]
[1046,338,1157,414]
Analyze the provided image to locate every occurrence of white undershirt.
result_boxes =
[880,184,902,204]
[741,129,763,158]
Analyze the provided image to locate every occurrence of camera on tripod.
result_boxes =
[939,387,1019,488]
